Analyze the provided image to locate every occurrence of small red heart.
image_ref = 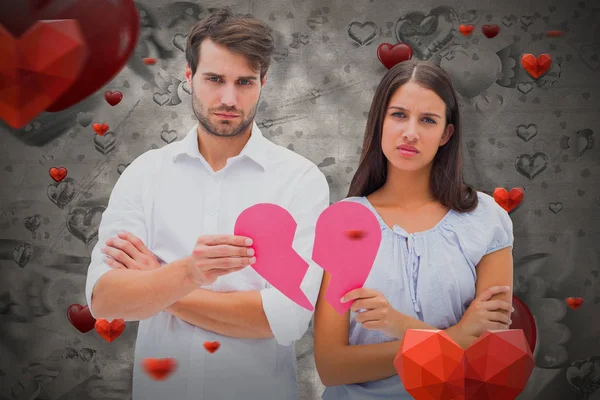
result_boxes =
[545,30,564,38]
[566,297,584,310]
[142,358,177,380]
[49,167,68,182]
[104,91,123,106]
[67,304,96,333]
[93,123,109,136]
[482,24,500,38]
[459,24,474,36]
[0,20,88,129]
[521,53,552,79]
[493,187,524,213]
[142,57,157,65]
[345,229,366,240]
[95,318,126,342]
[204,341,220,353]
[377,42,412,69]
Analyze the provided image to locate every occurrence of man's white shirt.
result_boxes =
[85,121,330,400]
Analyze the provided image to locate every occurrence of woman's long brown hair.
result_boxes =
[347,60,478,212]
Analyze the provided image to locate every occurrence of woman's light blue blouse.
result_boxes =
[321,191,514,400]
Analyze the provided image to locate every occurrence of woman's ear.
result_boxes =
[440,123,454,146]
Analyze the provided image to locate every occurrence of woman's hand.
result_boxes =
[456,285,514,340]
[101,231,161,271]
[343,288,404,339]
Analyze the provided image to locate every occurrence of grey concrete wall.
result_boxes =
[1,0,599,399]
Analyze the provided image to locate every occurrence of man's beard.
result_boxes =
[191,89,257,138]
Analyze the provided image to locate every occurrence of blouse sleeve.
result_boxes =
[483,199,514,255]
[451,192,515,268]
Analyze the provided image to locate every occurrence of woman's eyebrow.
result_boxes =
[388,106,441,118]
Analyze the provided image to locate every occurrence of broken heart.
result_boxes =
[234,201,381,314]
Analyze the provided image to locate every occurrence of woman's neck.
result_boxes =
[371,162,435,208]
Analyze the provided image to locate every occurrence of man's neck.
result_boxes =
[196,123,253,172]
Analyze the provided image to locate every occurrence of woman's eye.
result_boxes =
[392,112,405,118]
[424,117,436,124]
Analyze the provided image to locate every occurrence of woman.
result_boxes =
[313,60,515,399]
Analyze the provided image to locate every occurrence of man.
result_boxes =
[85,8,330,400]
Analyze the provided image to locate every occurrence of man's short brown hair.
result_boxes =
[185,8,275,80]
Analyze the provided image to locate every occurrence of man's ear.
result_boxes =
[261,71,268,87]
[440,123,454,146]
[185,64,192,85]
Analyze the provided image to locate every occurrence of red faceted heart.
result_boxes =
[0,0,139,112]
[142,358,177,381]
[521,53,552,79]
[0,20,88,128]
[95,318,126,343]
[377,42,412,69]
[49,167,67,182]
[493,187,524,213]
[395,329,535,400]
[93,123,109,136]
[67,304,96,333]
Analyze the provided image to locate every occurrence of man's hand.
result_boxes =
[456,285,514,340]
[186,235,256,286]
[102,231,161,270]
[343,287,405,339]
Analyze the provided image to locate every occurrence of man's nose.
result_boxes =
[220,84,237,107]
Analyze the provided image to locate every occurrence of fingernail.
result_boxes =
[247,248,255,256]
[249,257,256,264]
[505,286,511,290]
[340,297,346,303]
[245,238,253,246]
[511,307,515,312]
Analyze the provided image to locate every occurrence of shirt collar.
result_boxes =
[172,121,268,170]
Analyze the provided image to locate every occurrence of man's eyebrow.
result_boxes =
[202,72,258,80]
[388,106,441,118]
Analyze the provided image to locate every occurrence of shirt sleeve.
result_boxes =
[84,153,152,318]
[483,197,514,256]
[259,165,330,346]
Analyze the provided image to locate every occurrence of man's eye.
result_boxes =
[239,79,251,85]
[208,77,220,82]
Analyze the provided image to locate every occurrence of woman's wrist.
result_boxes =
[391,310,408,339]
[445,323,473,349]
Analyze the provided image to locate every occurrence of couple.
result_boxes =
[85,8,515,400]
